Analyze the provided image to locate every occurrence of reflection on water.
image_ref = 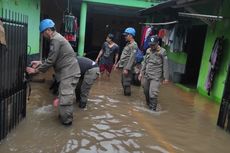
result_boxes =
[134,106,168,115]
[61,139,78,153]
[148,145,170,153]
[0,72,230,153]
[34,105,54,115]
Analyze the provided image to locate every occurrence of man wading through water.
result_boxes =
[138,35,169,111]
[95,33,119,79]
[115,27,138,96]
[26,19,81,125]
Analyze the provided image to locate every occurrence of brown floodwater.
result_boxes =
[0,71,230,153]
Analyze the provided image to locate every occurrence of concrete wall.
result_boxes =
[0,0,41,54]
[40,0,66,33]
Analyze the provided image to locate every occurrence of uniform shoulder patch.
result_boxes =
[50,44,54,51]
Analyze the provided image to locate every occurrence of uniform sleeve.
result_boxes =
[162,51,169,80]
[141,48,151,74]
[37,40,60,73]
[124,45,136,70]
[141,54,147,74]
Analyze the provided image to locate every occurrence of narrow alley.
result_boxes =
[0,71,229,153]
[1,0,230,153]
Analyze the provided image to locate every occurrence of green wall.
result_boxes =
[83,0,156,8]
[197,0,230,103]
[0,0,40,55]
[78,2,87,56]
[164,46,187,65]
[167,51,187,64]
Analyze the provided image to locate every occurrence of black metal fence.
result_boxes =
[0,10,28,141]
[217,64,230,132]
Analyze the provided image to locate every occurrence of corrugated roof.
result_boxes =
[138,0,209,16]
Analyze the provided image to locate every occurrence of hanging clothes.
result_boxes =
[140,26,149,48]
[168,25,187,52]
[140,26,153,52]
[158,29,168,46]
[161,29,170,45]
[142,27,154,53]
[63,15,78,42]
[158,29,167,39]
[64,15,78,33]
[205,36,224,95]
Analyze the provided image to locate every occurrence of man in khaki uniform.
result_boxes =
[26,19,80,125]
[138,35,169,111]
[115,27,138,96]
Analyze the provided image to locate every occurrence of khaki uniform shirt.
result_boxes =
[141,47,169,81]
[38,32,80,81]
[118,41,138,70]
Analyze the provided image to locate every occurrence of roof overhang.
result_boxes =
[138,0,209,16]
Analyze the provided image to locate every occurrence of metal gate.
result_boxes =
[0,10,28,141]
[217,64,230,132]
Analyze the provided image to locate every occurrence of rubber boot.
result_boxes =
[145,96,150,106]
[79,100,86,109]
[59,105,73,126]
[149,98,157,111]
[124,86,131,96]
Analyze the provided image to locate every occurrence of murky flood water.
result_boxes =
[0,71,230,153]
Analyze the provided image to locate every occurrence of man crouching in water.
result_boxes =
[50,56,99,109]
[76,56,100,109]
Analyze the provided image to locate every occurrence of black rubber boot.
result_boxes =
[59,114,73,126]
[79,101,87,109]
[145,95,150,106]
[149,98,157,111]
[59,106,73,126]
[124,86,131,96]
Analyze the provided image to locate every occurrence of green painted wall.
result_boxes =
[164,46,187,65]
[83,0,156,8]
[167,51,187,64]
[0,0,40,54]
[197,0,230,103]
[78,2,87,56]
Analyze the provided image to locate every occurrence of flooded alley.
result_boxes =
[1,0,230,153]
[0,71,229,153]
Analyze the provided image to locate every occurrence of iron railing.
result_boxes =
[0,9,28,141]
[217,64,230,132]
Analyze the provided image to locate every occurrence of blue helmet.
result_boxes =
[123,27,136,36]
[39,19,55,33]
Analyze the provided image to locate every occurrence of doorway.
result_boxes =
[181,25,207,88]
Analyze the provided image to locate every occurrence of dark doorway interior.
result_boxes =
[181,25,207,88]
[84,4,145,60]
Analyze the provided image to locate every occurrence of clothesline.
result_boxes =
[139,20,178,26]
[140,24,188,53]
[178,12,223,21]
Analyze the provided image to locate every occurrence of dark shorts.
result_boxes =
[99,64,113,73]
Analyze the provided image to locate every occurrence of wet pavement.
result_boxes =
[0,71,230,153]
